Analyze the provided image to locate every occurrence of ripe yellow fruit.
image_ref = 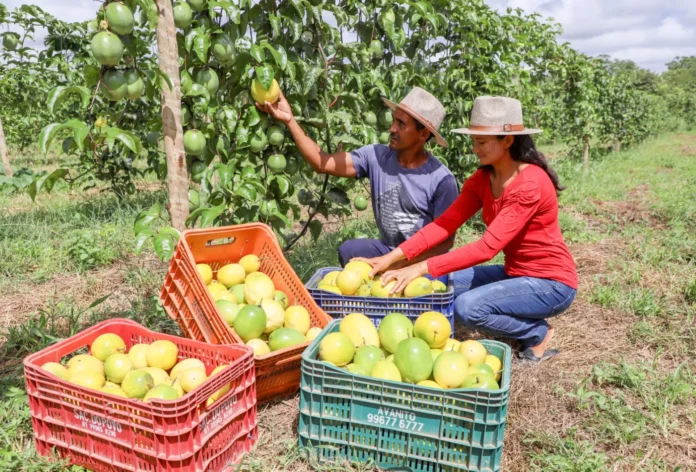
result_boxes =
[459,340,487,365]
[67,354,104,377]
[318,283,342,294]
[370,280,402,298]
[104,353,134,384]
[485,354,503,381]
[101,385,128,397]
[344,261,373,282]
[170,358,206,381]
[417,380,441,389]
[305,327,322,342]
[443,338,461,352]
[284,305,311,335]
[217,264,246,288]
[247,338,270,356]
[70,371,106,390]
[244,273,275,304]
[171,378,184,397]
[207,282,228,297]
[41,362,69,380]
[356,284,371,296]
[207,365,231,403]
[320,271,340,286]
[91,333,126,361]
[335,270,362,296]
[128,343,149,369]
[261,299,285,333]
[142,367,170,386]
[180,368,207,393]
[213,290,236,302]
[414,311,451,349]
[339,313,380,348]
[250,78,280,104]
[239,254,261,274]
[404,277,434,298]
[146,340,178,370]
[197,263,214,285]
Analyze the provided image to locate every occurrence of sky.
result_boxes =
[3,0,694,72]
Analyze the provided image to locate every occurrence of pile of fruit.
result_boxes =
[319,312,502,390]
[41,333,231,404]
[316,260,447,298]
[197,255,322,356]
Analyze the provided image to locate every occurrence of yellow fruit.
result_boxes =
[146,340,178,370]
[128,344,149,369]
[414,311,451,349]
[320,271,340,286]
[67,354,104,377]
[207,365,231,403]
[207,282,228,298]
[196,263,213,284]
[319,332,355,367]
[404,277,433,298]
[104,381,119,388]
[214,290,236,302]
[344,260,373,282]
[335,270,362,296]
[239,254,260,274]
[485,354,503,382]
[244,273,275,304]
[370,361,402,381]
[305,327,322,342]
[250,78,280,104]
[170,358,206,381]
[261,299,285,333]
[70,372,106,390]
[339,313,380,348]
[246,338,270,356]
[459,340,487,365]
[318,283,342,294]
[142,367,170,386]
[91,333,126,361]
[432,280,447,293]
[101,385,128,397]
[180,368,207,393]
[284,305,311,335]
[417,380,441,389]
[370,280,402,298]
[104,353,134,384]
[41,362,69,380]
[217,264,246,288]
[171,378,184,397]
[356,284,371,296]
[443,338,461,352]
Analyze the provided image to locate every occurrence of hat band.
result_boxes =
[469,123,525,132]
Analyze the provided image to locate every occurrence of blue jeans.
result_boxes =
[338,238,449,285]
[453,265,576,349]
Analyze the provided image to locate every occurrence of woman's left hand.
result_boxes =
[380,261,429,295]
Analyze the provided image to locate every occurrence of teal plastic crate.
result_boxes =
[298,320,512,472]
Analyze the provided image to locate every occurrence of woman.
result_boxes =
[356,96,578,362]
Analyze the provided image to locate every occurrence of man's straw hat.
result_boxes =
[382,87,448,147]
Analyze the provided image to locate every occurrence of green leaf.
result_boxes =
[39,123,69,156]
[200,204,226,227]
[309,220,323,241]
[154,68,173,92]
[104,127,143,154]
[247,106,261,127]
[255,64,275,90]
[250,44,265,63]
[274,175,291,196]
[186,207,206,227]
[260,40,287,70]
[269,14,282,36]
[46,86,90,115]
[326,187,350,205]
[43,168,69,193]
[235,184,257,201]
[84,65,100,87]
[153,232,176,261]
[302,66,324,95]
[134,228,155,254]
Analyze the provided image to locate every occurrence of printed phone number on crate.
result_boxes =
[365,413,424,432]
[74,410,123,437]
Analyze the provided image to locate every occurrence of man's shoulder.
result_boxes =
[425,154,455,178]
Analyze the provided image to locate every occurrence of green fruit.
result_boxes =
[364,112,377,126]
[353,345,384,373]
[144,384,179,402]
[193,13,213,29]
[346,363,370,376]
[121,370,154,399]
[105,2,135,36]
[273,290,289,309]
[301,31,314,43]
[250,133,267,153]
[124,69,144,100]
[260,200,278,217]
[378,313,414,354]
[379,131,390,144]
[212,33,236,66]
[191,161,207,182]
[173,2,193,29]
[394,337,433,384]
[184,130,207,156]
[188,189,200,210]
[461,373,499,390]
[298,189,313,205]
[241,165,256,180]
[379,110,393,127]
[354,196,368,211]
[370,360,401,381]
[2,34,19,51]
[230,284,245,304]
[103,353,133,384]
[267,154,287,174]
[233,304,267,342]
[182,105,192,126]
[91,31,124,66]
[368,39,383,59]
[102,69,128,101]
[267,125,285,146]
[268,328,306,351]
[216,299,240,327]
[285,156,299,175]
[189,0,207,12]
[467,363,495,377]
[195,68,219,96]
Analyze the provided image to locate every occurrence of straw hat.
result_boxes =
[382,87,448,147]
[451,96,542,135]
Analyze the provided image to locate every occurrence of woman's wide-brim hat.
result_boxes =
[382,87,448,147]
[451,96,543,136]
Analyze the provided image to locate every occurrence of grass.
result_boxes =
[0,132,695,471]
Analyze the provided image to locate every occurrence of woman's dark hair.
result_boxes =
[484,135,565,193]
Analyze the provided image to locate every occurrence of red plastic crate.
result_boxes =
[23,318,258,472]
[160,223,333,405]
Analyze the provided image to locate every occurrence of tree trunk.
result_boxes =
[583,135,590,172]
[613,139,621,153]
[156,1,189,231]
[0,116,12,178]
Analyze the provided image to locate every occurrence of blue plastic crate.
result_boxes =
[298,320,512,472]
[306,267,456,331]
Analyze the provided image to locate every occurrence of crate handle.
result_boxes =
[206,237,237,247]
[276,352,303,366]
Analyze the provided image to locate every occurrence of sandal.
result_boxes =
[517,348,560,362]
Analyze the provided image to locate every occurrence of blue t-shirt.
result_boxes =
[351,144,459,248]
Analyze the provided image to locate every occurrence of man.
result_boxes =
[256,86,458,270]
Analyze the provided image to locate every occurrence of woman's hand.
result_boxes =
[352,248,406,278]
[380,261,429,295]
[255,90,294,124]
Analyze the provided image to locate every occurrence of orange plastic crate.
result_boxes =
[160,223,333,404]
[23,318,257,472]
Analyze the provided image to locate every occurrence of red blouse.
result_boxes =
[399,165,578,289]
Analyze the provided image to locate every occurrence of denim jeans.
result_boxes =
[453,265,576,349]
[338,238,449,284]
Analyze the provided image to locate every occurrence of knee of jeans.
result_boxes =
[337,240,357,267]
[454,294,486,327]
